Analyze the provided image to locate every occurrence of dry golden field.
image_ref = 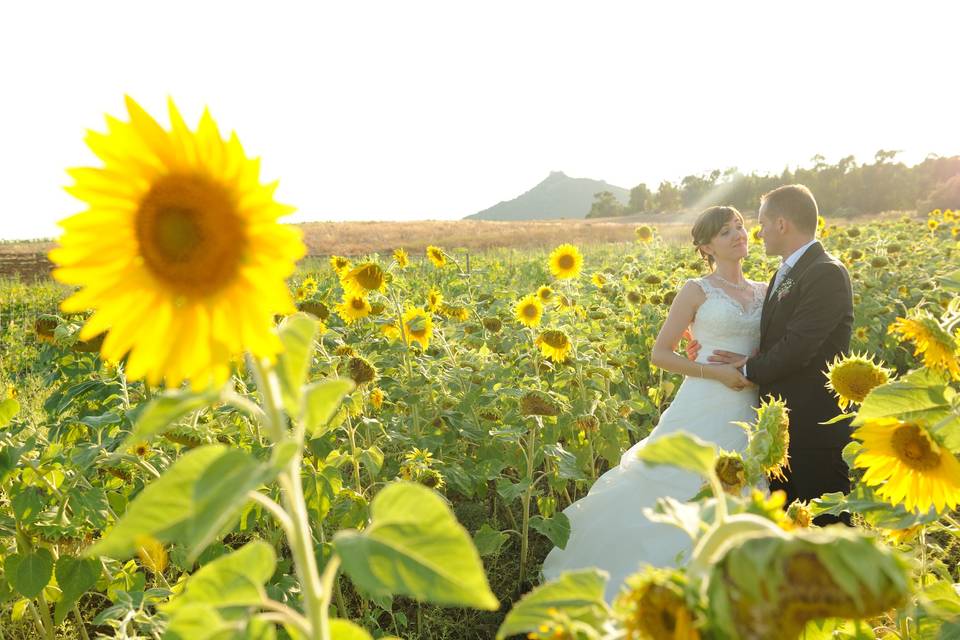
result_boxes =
[0,210,907,279]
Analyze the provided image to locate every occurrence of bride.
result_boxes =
[540,205,767,603]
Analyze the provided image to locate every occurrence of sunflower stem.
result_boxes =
[26,600,51,640]
[35,592,55,640]
[920,525,927,584]
[251,358,325,639]
[518,416,540,587]
[345,413,363,495]
[73,604,90,640]
[318,555,341,640]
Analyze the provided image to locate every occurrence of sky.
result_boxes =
[1,1,958,240]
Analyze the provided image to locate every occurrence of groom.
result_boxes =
[699,185,854,523]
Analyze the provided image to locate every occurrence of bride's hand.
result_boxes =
[710,364,754,391]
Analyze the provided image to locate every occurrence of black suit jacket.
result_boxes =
[745,242,854,450]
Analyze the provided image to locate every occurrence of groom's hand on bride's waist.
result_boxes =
[708,350,746,365]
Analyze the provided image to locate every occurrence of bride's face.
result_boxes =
[704,216,749,262]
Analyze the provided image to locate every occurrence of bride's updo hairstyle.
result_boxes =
[691,206,744,268]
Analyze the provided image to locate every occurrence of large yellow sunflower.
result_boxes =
[824,352,891,410]
[515,294,544,328]
[401,307,433,350]
[426,245,447,268]
[336,294,372,324]
[854,418,960,513]
[548,244,583,280]
[888,312,960,380]
[535,329,572,363]
[49,97,304,389]
[341,262,386,298]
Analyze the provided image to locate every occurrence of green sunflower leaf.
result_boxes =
[87,445,275,563]
[116,386,223,456]
[635,431,717,477]
[277,312,320,416]
[496,569,609,640]
[5,549,53,599]
[333,481,498,610]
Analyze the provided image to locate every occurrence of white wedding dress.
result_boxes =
[541,277,766,603]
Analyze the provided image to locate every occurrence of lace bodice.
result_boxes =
[689,277,764,361]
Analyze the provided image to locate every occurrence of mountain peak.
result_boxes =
[465,172,628,221]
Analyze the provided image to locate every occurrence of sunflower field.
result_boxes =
[0,100,959,640]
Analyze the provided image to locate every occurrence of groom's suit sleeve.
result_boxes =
[745,261,849,386]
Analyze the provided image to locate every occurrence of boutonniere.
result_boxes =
[776,277,795,301]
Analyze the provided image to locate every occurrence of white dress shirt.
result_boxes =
[774,239,819,289]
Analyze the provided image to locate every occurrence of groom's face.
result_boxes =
[756,202,781,257]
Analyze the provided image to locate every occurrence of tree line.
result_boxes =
[587,151,960,218]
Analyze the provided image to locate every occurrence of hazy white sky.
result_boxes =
[1,1,957,240]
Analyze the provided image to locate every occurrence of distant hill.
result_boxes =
[465,171,629,221]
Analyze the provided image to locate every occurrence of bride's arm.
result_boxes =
[649,282,707,376]
[650,281,750,389]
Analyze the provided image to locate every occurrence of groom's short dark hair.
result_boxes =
[761,184,818,234]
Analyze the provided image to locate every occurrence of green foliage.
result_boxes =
[163,541,276,636]
[635,430,717,477]
[5,548,53,599]
[334,482,499,610]
[88,445,277,562]
[496,569,609,639]
[1,213,958,638]
[626,153,960,215]
[54,556,101,625]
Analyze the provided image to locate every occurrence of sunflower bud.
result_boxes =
[345,356,377,385]
[35,316,57,341]
[482,316,503,333]
[575,414,600,433]
[521,390,561,417]
[297,300,330,320]
[738,396,790,483]
[715,454,746,495]
[784,501,812,529]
